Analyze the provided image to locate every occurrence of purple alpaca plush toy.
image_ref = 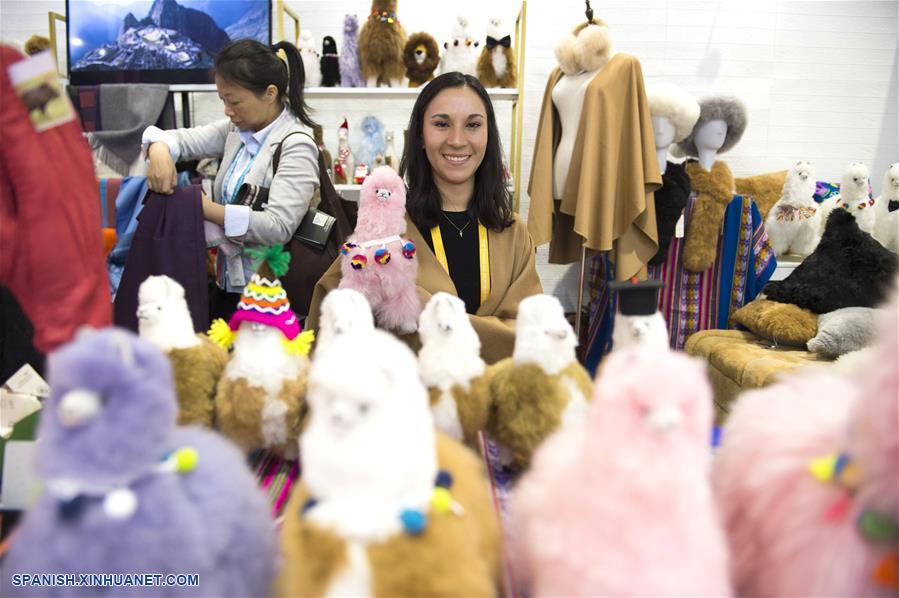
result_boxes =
[340,14,364,87]
[2,328,276,597]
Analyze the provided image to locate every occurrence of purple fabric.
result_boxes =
[113,186,209,332]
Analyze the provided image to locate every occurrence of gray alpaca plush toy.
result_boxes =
[1,328,276,597]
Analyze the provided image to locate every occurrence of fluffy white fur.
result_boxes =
[764,161,822,257]
[301,329,437,543]
[439,15,478,76]
[299,30,322,88]
[872,163,898,252]
[821,162,874,234]
[315,288,375,356]
[513,294,578,375]
[612,312,670,352]
[646,82,701,143]
[137,275,200,351]
[486,17,509,81]
[554,22,612,76]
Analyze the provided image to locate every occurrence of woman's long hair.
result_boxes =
[214,39,317,129]
[399,72,514,231]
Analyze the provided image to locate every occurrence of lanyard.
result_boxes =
[430,222,490,306]
[222,145,259,204]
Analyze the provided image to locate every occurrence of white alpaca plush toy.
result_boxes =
[418,293,490,447]
[609,279,669,352]
[872,163,898,252]
[315,288,375,357]
[137,275,227,427]
[486,294,593,468]
[439,15,479,76]
[764,161,821,257]
[821,162,875,234]
[299,30,322,88]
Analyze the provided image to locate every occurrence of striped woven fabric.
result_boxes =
[249,450,300,519]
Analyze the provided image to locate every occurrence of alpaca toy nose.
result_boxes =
[58,390,103,427]
[646,405,683,433]
[799,173,808,180]
[439,322,453,332]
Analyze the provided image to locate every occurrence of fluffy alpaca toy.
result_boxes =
[418,293,490,447]
[340,14,363,87]
[210,246,315,459]
[873,163,899,252]
[714,283,899,596]
[439,15,479,77]
[276,329,502,597]
[314,288,375,356]
[354,115,386,177]
[2,328,276,597]
[299,30,322,88]
[486,294,593,468]
[764,160,821,257]
[338,166,420,334]
[511,348,732,596]
[477,17,516,88]
[137,275,226,427]
[334,118,355,185]
[821,162,875,234]
[383,130,398,170]
[609,278,669,352]
[320,35,340,87]
[403,31,439,87]
[358,0,407,87]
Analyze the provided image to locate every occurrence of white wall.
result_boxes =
[2,0,896,305]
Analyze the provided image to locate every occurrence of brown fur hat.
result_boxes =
[403,32,440,87]
[358,0,407,86]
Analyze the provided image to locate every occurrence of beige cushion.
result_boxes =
[732,299,818,347]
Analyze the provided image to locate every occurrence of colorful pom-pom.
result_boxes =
[402,242,416,259]
[282,329,315,357]
[858,510,899,544]
[341,242,357,256]
[869,198,876,206]
[246,245,291,277]
[374,248,391,265]
[173,447,199,473]
[435,470,453,489]
[400,509,427,535]
[351,254,367,270]
[104,488,138,520]
[208,318,237,349]
[432,487,453,514]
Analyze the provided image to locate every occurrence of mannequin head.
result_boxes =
[674,95,747,170]
[646,82,701,174]
[651,116,676,174]
[694,119,727,170]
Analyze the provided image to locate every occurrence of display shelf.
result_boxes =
[305,87,519,101]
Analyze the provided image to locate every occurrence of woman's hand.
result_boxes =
[147,142,177,194]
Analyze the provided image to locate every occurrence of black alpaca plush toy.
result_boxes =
[321,36,340,87]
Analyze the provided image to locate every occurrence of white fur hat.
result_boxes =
[646,83,701,143]
[675,94,748,157]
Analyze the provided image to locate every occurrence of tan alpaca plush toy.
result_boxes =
[476,17,516,88]
[358,0,407,87]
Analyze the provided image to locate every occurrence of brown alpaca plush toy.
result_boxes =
[403,32,439,88]
[358,0,407,88]
[476,17,516,88]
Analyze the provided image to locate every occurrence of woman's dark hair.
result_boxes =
[214,39,317,129]
[399,72,514,232]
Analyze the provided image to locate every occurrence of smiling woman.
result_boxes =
[306,73,542,364]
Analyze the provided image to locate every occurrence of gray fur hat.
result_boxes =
[674,95,747,157]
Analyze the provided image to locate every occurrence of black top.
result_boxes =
[417,211,481,314]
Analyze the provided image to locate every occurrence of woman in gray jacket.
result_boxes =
[143,39,319,318]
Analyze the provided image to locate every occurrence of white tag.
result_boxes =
[675,213,686,238]
[8,51,76,132]
[4,363,50,397]
[0,390,42,439]
[0,441,42,509]
[312,211,329,227]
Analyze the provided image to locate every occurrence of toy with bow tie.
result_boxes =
[477,17,516,88]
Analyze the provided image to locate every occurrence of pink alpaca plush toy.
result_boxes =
[510,348,732,597]
[339,166,420,333]
[714,282,899,597]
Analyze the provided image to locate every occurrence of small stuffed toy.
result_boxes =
[820,162,875,235]
[340,14,363,87]
[210,246,315,459]
[339,166,420,334]
[299,30,322,88]
[137,275,227,427]
[511,348,732,596]
[314,288,375,357]
[320,35,340,87]
[2,328,276,597]
[764,160,821,257]
[358,0,407,87]
[873,163,898,252]
[439,15,479,77]
[383,130,398,170]
[403,31,439,87]
[418,293,490,447]
[486,294,593,468]
[354,115,386,178]
[276,329,502,597]
[714,284,899,596]
[353,164,369,184]
[334,118,355,185]
[477,17,516,88]
[608,278,669,352]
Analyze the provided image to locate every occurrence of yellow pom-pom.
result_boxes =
[174,447,199,473]
[809,453,837,483]
[282,329,315,356]
[207,319,236,349]
[432,487,453,514]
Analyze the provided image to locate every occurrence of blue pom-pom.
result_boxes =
[400,509,427,535]
[301,498,318,516]
[435,470,453,489]
[58,495,87,522]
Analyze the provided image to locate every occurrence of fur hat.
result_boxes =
[646,83,701,143]
[554,20,612,76]
[675,95,748,157]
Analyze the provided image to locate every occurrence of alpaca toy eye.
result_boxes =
[454,40,459,46]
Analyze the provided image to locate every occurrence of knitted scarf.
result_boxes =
[683,161,735,273]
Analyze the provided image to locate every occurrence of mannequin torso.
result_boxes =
[651,116,676,175]
[694,119,727,170]
[551,69,600,198]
